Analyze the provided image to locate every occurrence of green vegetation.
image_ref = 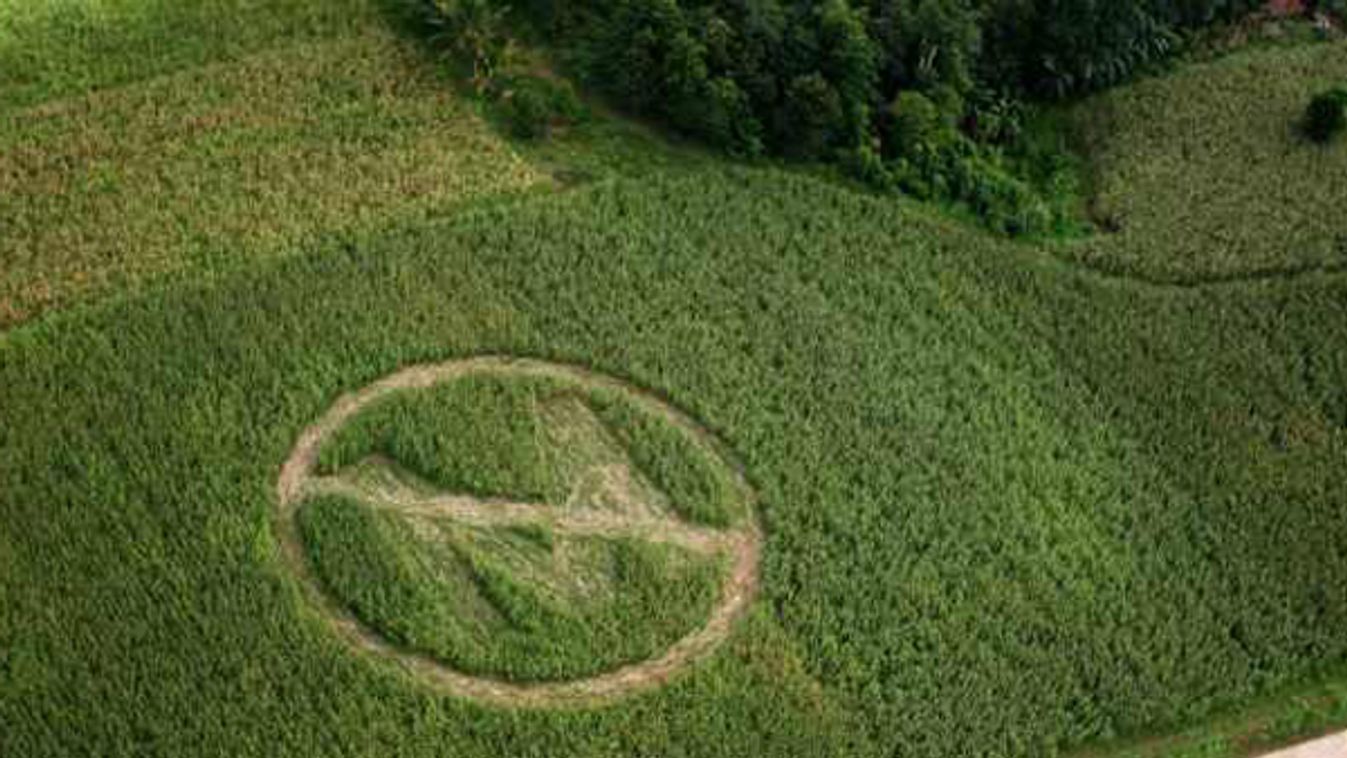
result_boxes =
[298,495,725,682]
[497,75,588,140]
[4,161,1346,755]
[0,0,388,110]
[522,0,1273,153]
[317,374,560,501]
[479,0,1335,234]
[1306,86,1347,142]
[314,372,746,526]
[2,2,1347,757]
[589,389,744,527]
[0,28,545,327]
[1065,42,1347,282]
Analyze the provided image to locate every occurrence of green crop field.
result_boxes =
[0,24,547,326]
[2,2,1346,757]
[1065,42,1347,284]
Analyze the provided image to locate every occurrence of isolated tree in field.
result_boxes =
[1305,87,1347,142]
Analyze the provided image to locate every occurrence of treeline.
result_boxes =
[511,0,1266,156]
[441,0,1324,233]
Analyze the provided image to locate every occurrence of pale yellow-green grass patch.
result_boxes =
[0,0,385,110]
[0,30,546,327]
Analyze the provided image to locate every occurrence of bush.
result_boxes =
[499,76,587,139]
[841,144,896,190]
[1305,87,1347,143]
[981,0,1179,98]
[884,91,948,156]
[501,84,551,139]
[780,73,846,158]
[427,0,514,93]
[866,0,982,99]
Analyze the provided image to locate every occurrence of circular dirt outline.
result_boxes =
[275,356,762,708]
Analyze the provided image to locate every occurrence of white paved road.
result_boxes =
[1259,732,1347,758]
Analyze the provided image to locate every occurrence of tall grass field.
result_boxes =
[2,2,1346,756]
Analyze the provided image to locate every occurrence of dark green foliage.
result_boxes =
[502,84,553,139]
[813,0,882,148]
[527,0,879,157]
[870,90,1073,236]
[1159,0,1268,27]
[1305,86,1347,142]
[884,91,955,156]
[508,0,1269,152]
[1314,0,1347,19]
[502,0,1273,233]
[979,0,1265,98]
[980,0,1179,98]
[499,75,587,139]
[782,74,846,158]
[967,88,1026,145]
[426,0,514,91]
[863,0,982,97]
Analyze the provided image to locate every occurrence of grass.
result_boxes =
[298,495,725,683]
[2,6,1346,758]
[588,388,744,527]
[2,165,1345,756]
[0,28,545,326]
[1064,41,1347,283]
[314,370,746,526]
[0,0,390,110]
[317,374,561,502]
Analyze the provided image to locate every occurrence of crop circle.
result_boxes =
[275,356,761,707]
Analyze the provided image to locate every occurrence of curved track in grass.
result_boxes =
[276,356,762,708]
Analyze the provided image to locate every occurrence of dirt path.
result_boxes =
[306,468,735,557]
[275,356,762,708]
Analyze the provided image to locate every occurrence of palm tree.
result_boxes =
[430,0,512,94]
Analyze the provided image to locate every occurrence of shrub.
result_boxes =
[780,73,846,158]
[883,90,959,157]
[501,84,552,139]
[841,143,896,190]
[427,0,514,93]
[866,0,982,99]
[1305,87,1347,143]
[499,76,587,139]
[966,88,1025,145]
